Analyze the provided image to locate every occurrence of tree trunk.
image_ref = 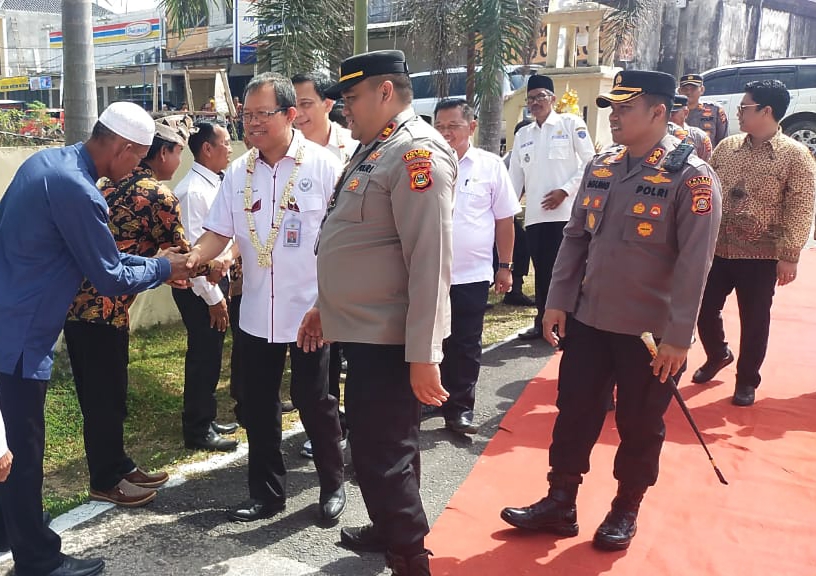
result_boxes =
[477,70,503,154]
[63,0,98,145]
[466,32,476,106]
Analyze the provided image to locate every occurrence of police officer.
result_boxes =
[669,94,713,161]
[298,50,457,576]
[500,71,722,551]
[679,73,729,147]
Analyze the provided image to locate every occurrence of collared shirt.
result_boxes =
[687,102,729,147]
[452,145,521,285]
[0,144,170,379]
[508,111,596,226]
[66,166,189,329]
[205,130,342,343]
[317,108,458,364]
[325,122,358,165]
[711,130,816,263]
[175,162,226,305]
[547,135,722,347]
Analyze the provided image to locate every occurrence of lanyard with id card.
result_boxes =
[283,219,301,247]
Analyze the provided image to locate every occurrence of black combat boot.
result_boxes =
[499,472,582,536]
[386,549,432,576]
[592,483,647,551]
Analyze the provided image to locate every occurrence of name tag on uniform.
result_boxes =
[283,219,301,247]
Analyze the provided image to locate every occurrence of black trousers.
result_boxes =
[328,343,346,432]
[342,343,428,555]
[697,257,777,389]
[172,281,228,441]
[492,216,531,283]
[549,319,675,488]
[63,321,136,492]
[228,294,245,425]
[526,221,567,326]
[241,334,343,503]
[0,362,62,575]
[440,281,490,419]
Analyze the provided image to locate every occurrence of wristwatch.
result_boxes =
[498,262,513,270]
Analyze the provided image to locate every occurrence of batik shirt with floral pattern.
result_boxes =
[66,166,189,329]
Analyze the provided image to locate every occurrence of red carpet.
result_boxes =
[428,249,816,576]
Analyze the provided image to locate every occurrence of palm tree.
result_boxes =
[62,0,98,144]
[601,0,657,67]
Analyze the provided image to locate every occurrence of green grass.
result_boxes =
[41,275,536,514]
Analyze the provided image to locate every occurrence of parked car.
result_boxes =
[701,58,816,155]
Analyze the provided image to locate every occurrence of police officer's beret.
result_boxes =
[679,73,704,86]
[528,75,554,93]
[596,70,677,108]
[672,94,689,111]
[325,50,410,100]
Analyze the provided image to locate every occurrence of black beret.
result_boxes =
[679,73,703,86]
[672,93,689,111]
[596,70,677,108]
[527,75,554,93]
[325,50,410,99]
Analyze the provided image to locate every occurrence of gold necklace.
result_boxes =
[243,144,305,268]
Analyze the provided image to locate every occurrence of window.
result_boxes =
[701,70,738,96]
[738,67,796,91]
[796,65,816,89]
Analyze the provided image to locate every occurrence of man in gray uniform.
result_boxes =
[298,50,456,576]
[500,71,722,552]
[680,73,729,147]
[669,94,713,161]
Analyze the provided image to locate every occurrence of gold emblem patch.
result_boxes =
[582,195,591,207]
[633,202,646,215]
[588,212,596,229]
[347,178,360,191]
[643,172,672,184]
[592,167,613,178]
[637,221,654,237]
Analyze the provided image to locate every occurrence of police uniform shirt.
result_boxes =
[452,145,521,285]
[687,102,728,147]
[205,131,342,342]
[546,134,723,348]
[317,108,458,364]
[508,111,596,226]
[325,121,358,165]
[175,162,227,305]
[667,122,713,162]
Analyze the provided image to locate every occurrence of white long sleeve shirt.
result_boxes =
[174,162,226,306]
[509,112,596,226]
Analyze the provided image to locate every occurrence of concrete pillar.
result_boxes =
[547,23,559,68]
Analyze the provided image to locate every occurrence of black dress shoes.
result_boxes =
[732,384,756,406]
[227,498,286,522]
[340,523,387,552]
[503,291,535,307]
[593,508,638,551]
[47,556,105,576]
[211,421,239,435]
[445,412,478,435]
[692,349,734,383]
[500,496,579,536]
[185,428,238,452]
[517,326,543,341]
[319,485,347,522]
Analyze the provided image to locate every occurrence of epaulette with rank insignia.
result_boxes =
[662,143,695,173]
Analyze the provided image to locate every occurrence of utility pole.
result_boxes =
[354,0,368,54]
[673,0,689,78]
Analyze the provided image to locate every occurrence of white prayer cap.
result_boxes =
[98,102,155,146]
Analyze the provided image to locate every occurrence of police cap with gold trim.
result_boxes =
[326,50,410,100]
[672,93,689,111]
[596,70,677,108]
[679,73,704,86]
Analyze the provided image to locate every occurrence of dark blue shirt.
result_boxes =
[0,143,170,380]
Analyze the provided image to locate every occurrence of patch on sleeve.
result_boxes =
[691,189,713,215]
[685,175,712,189]
[408,163,433,192]
[576,128,588,139]
[403,149,433,163]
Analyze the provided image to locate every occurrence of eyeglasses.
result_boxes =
[737,103,762,114]
[241,108,288,123]
[526,93,552,105]
[434,123,470,132]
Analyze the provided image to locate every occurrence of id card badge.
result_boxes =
[283,219,301,247]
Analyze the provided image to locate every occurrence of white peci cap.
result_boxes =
[98,102,155,146]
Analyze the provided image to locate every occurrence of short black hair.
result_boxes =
[368,74,413,104]
[434,98,476,122]
[91,121,117,141]
[189,120,226,159]
[144,139,178,162]
[244,72,296,109]
[329,102,347,127]
[643,94,673,122]
[291,71,333,100]
[744,79,790,121]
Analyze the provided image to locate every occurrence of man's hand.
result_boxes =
[0,450,12,482]
[542,309,567,347]
[157,246,193,283]
[410,363,449,406]
[209,298,229,332]
[494,269,513,294]
[297,307,326,352]
[541,189,568,210]
[777,260,798,286]
[651,343,689,383]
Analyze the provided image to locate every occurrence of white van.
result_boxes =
[701,58,816,155]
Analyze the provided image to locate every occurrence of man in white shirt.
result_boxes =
[187,73,347,524]
[434,99,521,435]
[173,120,239,452]
[292,71,358,459]
[509,75,596,340]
